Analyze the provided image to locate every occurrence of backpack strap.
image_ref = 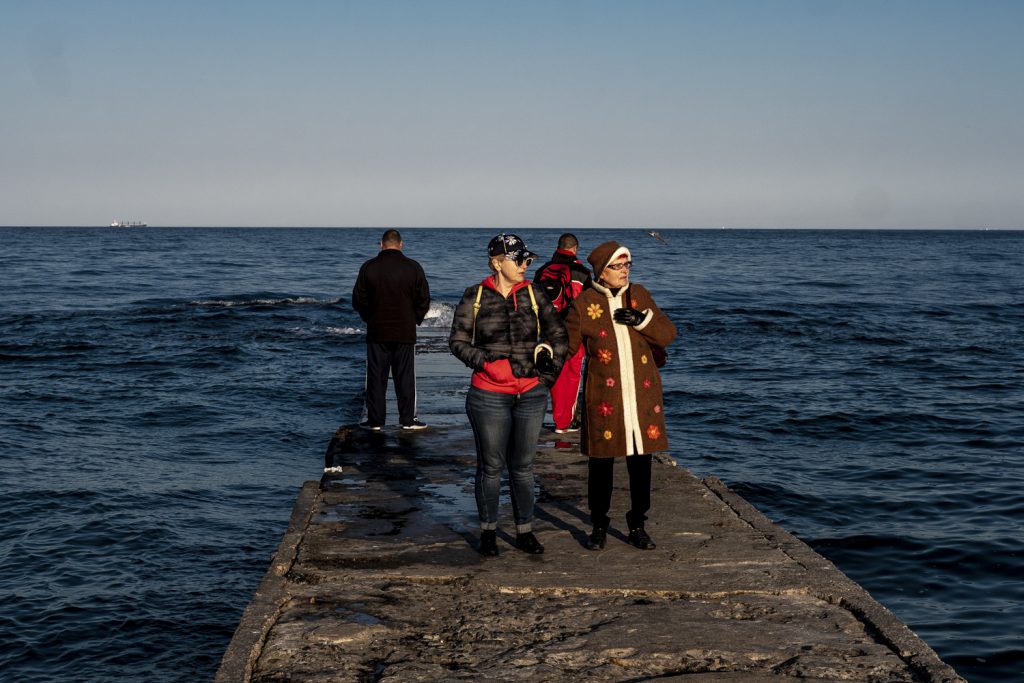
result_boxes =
[526,284,541,338]
[471,285,483,345]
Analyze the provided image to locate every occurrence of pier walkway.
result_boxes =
[216,424,963,682]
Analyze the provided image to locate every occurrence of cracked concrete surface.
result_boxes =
[216,425,964,683]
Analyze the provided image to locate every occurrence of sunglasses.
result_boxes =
[505,253,535,267]
[606,261,632,271]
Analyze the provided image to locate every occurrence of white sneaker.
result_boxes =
[401,420,428,430]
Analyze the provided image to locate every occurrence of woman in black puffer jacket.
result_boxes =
[449,233,568,556]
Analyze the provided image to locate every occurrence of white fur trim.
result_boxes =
[602,286,645,455]
[634,308,654,331]
[607,246,631,269]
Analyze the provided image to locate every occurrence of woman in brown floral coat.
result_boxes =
[564,241,677,550]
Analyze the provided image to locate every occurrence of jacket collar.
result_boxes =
[550,249,582,265]
[591,280,628,298]
[481,275,532,297]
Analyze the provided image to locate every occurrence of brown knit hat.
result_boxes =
[587,240,631,275]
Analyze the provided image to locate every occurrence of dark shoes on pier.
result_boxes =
[480,528,651,554]
[478,530,499,556]
[515,532,545,554]
[627,527,657,550]
[359,420,428,431]
[478,530,545,555]
[587,526,655,550]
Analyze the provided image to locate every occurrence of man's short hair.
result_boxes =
[557,233,579,250]
[381,229,402,247]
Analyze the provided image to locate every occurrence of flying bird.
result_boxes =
[645,230,668,245]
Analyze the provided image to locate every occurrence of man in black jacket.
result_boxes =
[352,229,431,430]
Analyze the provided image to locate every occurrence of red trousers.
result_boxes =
[551,346,585,429]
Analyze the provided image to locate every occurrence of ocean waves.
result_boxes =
[1,227,1022,683]
[0,481,287,682]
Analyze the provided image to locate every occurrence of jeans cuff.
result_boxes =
[515,522,532,534]
[480,521,497,531]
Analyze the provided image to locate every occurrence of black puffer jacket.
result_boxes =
[449,278,568,387]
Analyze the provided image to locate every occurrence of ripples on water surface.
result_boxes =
[1,227,1021,682]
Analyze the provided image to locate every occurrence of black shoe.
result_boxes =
[627,527,656,550]
[515,532,545,555]
[401,419,428,430]
[586,527,607,550]
[359,421,382,431]
[478,530,499,556]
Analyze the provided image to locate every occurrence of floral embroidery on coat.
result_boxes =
[647,425,660,440]
[640,354,648,365]
[603,430,613,440]
[597,348,613,364]
[643,378,652,389]
[598,401,614,417]
[605,377,615,388]
[653,404,661,414]
[599,329,607,338]
[587,303,604,320]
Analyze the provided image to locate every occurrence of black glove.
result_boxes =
[535,349,556,376]
[613,307,645,326]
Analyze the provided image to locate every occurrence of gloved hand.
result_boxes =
[535,348,556,376]
[613,307,645,326]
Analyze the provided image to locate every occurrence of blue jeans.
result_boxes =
[465,384,548,533]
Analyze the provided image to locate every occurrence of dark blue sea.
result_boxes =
[1,227,1021,682]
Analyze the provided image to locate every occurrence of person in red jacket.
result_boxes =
[449,234,568,556]
[533,233,591,433]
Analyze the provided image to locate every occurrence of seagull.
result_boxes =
[645,229,668,245]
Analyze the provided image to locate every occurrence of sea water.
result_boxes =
[0,227,1021,682]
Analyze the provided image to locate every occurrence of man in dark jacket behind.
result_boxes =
[352,229,431,430]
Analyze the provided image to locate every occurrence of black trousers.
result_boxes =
[365,341,417,426]
[588,454,652,531]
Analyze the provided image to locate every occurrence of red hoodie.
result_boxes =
[471,276,542,395]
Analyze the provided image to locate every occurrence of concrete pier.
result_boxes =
[216,424,965,682]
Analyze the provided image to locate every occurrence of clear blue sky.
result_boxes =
[3,0,1022,228]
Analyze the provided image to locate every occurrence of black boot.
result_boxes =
[627,527,656,550]
[586,527,607,550]
[478,530,499,556]
[515,531,545,554]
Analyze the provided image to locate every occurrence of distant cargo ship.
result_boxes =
[110,220,147,227]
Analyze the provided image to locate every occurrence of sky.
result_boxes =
[2,0,1022,229]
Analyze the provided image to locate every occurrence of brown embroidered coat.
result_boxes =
[565,281,677,458]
